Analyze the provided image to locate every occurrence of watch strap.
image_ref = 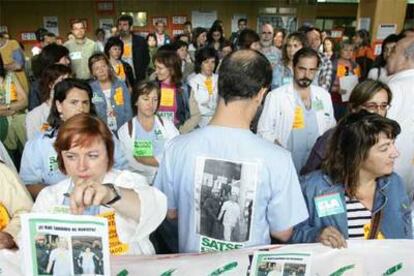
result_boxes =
[103,183,121,205]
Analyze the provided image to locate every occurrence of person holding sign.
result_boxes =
[153,50,190,130]
[291,110,412,248]
[88,53,132,133]
[182,47,219,133]
[258,47,336,173]
[32,113,167,255]
[20,79,127,199]
[118,81,179,183]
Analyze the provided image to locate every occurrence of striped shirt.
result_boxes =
[345,196,371,239]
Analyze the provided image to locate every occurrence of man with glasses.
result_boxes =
[386,34,414,199]
[260,23,281,68]
[258,47,335,173]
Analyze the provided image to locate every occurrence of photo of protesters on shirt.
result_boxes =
[195,157,258,243]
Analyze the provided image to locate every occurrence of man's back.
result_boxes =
[154,125,307,253]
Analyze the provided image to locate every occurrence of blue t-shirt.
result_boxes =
[287,92,320,172]
[154,125,308,253]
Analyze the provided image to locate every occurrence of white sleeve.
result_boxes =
[114,171,166,241]
[257,91,278,143]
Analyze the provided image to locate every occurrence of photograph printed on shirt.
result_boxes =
[194,157,258,252]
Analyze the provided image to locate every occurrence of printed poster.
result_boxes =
[250,252,312,276]
[21,213,111,276]
[43,16,59,35]
[194,157,258,252]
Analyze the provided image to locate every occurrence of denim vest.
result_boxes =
[89,78,133,133]
[290,171,412,243]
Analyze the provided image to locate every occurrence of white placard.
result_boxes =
[43,16,59,35]
[251,251,312,276]
[21,213,110,276]
[99,18,114,30]
[340,74,359,102]
[191,10,217,29]
[376,24,397,40]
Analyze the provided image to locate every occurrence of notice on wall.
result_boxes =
[43,16,59,35]
[21,213,111,276]
[376,24,397,40]
[192,10,217,29]
[358,17,371,31]
[231,14,247,33]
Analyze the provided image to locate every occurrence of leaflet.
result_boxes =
[21,213,110,276]
[250,251,311,276]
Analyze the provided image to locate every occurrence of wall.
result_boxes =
[0,0,357,54]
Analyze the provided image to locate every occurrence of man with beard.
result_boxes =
[117,14,150,83]
[64,19,100,79]
[259,23,281,69]
[258,47,335,173]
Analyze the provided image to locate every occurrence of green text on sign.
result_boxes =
[133,140,153,157]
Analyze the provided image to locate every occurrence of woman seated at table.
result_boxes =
[301,79,392,175]
[32,113,167,255]
[118,81,179,183]
[291,110,412,248]
[20,79,127,199]
[88,53,132,133]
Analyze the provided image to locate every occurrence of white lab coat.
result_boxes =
[257,83,336,147]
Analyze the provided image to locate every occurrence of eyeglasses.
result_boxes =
[362,102,390,112]
[262,32,273,35]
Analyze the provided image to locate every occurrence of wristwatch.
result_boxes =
[103,183,122,205]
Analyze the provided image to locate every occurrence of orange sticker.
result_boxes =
[123,44,132,59]
[292,106,305,129]
[98,211,129,255]
[160,87,175,107]
[363,222,385,240]
[0,203,10,230]
[114,87,124,105]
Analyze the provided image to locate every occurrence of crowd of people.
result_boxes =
[0,13,413,265]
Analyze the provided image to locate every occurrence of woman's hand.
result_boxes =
[69,179,115,215]
[317,226,347,249]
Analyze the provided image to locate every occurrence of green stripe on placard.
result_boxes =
[330,264,355,276]
[209,261,238,276]
[383,263,403,275]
